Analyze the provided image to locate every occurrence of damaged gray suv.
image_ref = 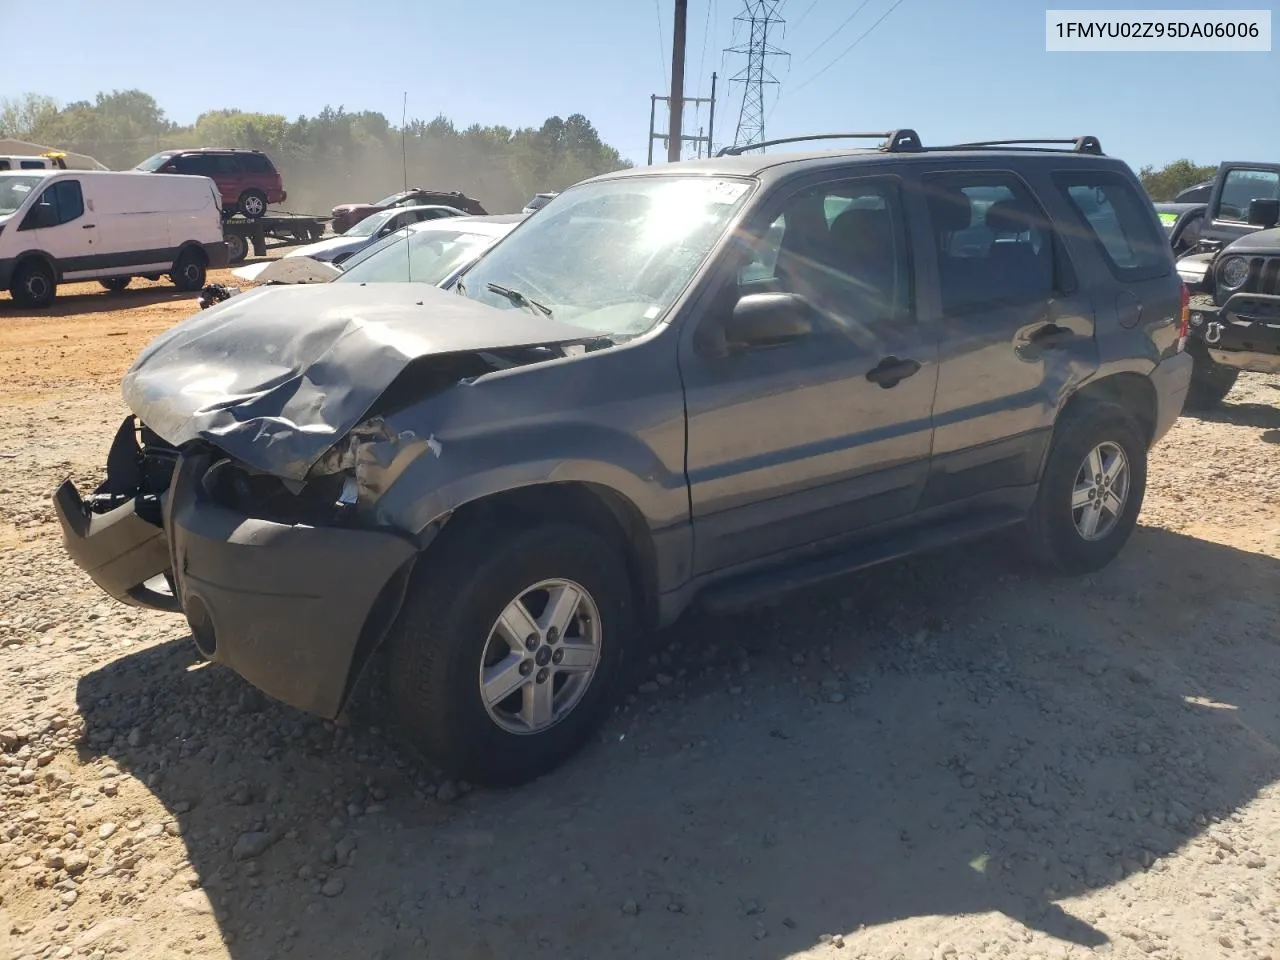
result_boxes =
[55,131,1193,787]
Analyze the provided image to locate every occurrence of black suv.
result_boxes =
[55,131,1193,788]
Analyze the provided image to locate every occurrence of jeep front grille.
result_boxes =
[1242,256,1280,296]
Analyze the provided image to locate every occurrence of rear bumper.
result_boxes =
[53,433,419,719]
[1189,294,1280,374]
[1149,351,1193,444]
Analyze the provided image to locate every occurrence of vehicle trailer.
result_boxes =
[1172,160,1280,407]
[222,212,331,264]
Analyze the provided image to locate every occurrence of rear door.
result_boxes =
[680,170,939,574]
[912,166,1098,509]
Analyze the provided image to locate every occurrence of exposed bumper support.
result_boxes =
[1189,294,1280,375]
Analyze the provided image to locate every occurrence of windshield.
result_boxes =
[135,152,175,172]
[373,191,411,207]
[336,227,504,286]
[343,208,400,238]
[457,176,753,337]
[0,175,42,216]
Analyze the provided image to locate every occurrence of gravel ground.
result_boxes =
[2,281,1280,960]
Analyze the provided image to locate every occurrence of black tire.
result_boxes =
[386,521,636,788]
[99,277,131,292]
[225,233,248,264]
[143,274,161,282]
[170,249,207,292]
[1019,403,1148,576]
[9,259,56,309]
[238,190,268,219]
[1185,351,1239,410]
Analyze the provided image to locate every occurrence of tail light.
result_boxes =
[1177,282,1190,352]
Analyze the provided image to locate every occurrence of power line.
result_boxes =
[790,0,821,30]
[798,0,873,64]
[653,0,668,88]
[791,0,906,95]
[696,0,715,100]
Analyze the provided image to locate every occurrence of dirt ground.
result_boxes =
[1,276,1279,960]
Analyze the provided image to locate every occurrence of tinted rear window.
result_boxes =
[1053,171,1170,282]
[239,153,276,174]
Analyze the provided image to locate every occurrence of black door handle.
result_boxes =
[866,356,921,388]
[82,223,95,229]
[1025,324,1074,348]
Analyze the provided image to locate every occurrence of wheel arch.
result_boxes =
[174,239,209,264]
[1062,372,1157,445]
[8,249,59,283]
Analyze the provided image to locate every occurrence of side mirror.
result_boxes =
[723,292,814,350]
[1247,198,1280,229]
[21,202,58,231]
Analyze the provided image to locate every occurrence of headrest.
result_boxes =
[926,188,973,234]
[829,206,892,250]
[984,199,1042,235]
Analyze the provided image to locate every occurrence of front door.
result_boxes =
[19,179,99,280]
[911,168,1098,509]
[680,172,939,576]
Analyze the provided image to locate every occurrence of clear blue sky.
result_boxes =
[5,0,1277,172]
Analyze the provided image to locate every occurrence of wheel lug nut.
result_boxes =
[536,668,549,684]
[552,649,564,664]
[525,634,538,651]
[547,627,559,644]
[519,661,533,676]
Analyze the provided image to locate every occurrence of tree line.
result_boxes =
[1138,159,1218,201]
[0,90,632,215]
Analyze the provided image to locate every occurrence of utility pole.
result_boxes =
[667,0,688,162]
[648,73,716,165]
[725,0,789,153]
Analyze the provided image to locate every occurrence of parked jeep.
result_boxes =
[1171,162,1280,407]
[53,131,1192,787]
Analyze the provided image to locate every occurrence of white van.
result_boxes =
[0,169,228,308]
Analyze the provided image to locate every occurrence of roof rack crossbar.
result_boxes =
[936,136,1104,156]
[716,129,922,157]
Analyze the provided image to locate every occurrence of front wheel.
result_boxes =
[1019,403,1148,576]
[10,260,56,309]
[386,522,635,787]
[1185,350,1239,410]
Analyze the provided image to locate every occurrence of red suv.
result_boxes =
[136,148,286,219]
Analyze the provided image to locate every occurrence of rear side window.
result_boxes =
[921,171,1059,313]
[1053,171,1169,282]
[239,153,275,174]
[19,160,46,169]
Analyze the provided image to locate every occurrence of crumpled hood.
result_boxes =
[121,283,593,480]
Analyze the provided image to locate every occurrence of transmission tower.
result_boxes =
[725,0,789,153]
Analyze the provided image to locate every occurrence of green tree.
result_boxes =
[1139,159,1218,201]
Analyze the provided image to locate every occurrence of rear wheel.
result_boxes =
[224,232,248,264]
[238,190,268,219]
[10,260,56,309]
[1019,402,1148,575]
[170,249,207,292]
[99,277,131,292]
[1185,349,1239,410]
[386,521,635,787]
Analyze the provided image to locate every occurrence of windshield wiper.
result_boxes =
[486,282,553,318]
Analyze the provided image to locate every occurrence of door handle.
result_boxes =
[1024,324,1075,349]
[866,356,921,388]
[82,223,96,229]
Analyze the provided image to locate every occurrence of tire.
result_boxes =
[238,190,268,219]
[225,233,248,264]
[143,274,161,282]
[1185,350,1239,410]
[169,249,207,292]
[9,259,56,309]
[1019,402,1148,576]
[99,277,131,292]
[386,521,636,787]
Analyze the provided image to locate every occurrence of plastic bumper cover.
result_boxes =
[165,452,418,719]
[1149,351,1193,444]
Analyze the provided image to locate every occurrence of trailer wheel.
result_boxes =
[238,190,268,219]
[225,233,249,264]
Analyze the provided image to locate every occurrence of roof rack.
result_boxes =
[716,129,922,157]
[936,136,1104,156]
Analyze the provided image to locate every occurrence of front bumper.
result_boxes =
[1149,351,1193,444]
[1190,293,1280,375]
[54,438,418,719]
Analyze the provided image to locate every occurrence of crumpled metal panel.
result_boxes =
[120,282,589,480]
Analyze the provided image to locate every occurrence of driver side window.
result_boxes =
[738,177,913,326]
[21,180,84,230]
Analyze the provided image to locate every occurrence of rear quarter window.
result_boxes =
[1052,170,1170,282]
